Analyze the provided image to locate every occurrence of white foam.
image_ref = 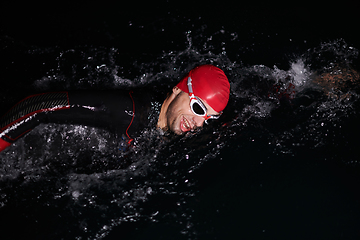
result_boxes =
[289,59,312,87]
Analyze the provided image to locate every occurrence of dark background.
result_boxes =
[1,1,359,58]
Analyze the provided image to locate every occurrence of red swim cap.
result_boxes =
[176,65,230,113]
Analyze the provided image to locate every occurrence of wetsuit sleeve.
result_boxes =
[0,91,134,152]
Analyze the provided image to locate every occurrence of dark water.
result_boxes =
[1,2,360,240]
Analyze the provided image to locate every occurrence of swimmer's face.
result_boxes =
[165,87,220,135]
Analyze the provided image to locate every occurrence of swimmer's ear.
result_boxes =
[172,86,182,95]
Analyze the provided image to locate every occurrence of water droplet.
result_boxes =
[72,191,80,198]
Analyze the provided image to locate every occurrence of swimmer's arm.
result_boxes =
[0,90,134,153]
[0,92,71,152]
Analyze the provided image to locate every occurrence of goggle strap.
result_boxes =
[189,93,196,101]
[187,77,194,93]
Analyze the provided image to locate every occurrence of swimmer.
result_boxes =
[0,65,230,152]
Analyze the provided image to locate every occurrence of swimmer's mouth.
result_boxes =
[180,116,192,133]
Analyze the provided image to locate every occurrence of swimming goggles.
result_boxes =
[187,76,221,123]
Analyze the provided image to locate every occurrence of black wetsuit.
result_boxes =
[0,89,161,150]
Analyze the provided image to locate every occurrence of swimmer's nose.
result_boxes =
[193,116,205,128]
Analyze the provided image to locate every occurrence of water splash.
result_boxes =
[289,58,313,87]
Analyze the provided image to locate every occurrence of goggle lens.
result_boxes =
[192,101,206,116]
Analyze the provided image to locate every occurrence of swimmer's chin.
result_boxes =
[173,129,186,135]
[168,126,187,136]
[157,125,183,136]
[158,122,192,135]
[174,127,201,136]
